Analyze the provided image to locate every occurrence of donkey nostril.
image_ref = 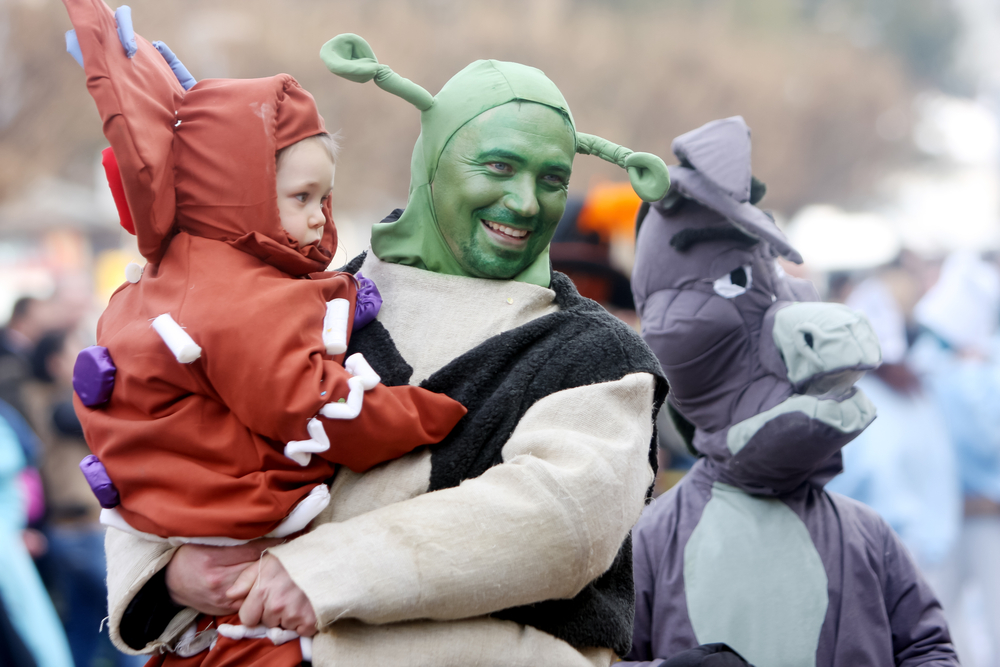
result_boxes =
[804,332,814,348]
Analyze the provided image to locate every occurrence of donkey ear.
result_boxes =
[65,0,185,264]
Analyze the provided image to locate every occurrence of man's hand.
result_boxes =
[238,553,317,637]
[165,540,281,615]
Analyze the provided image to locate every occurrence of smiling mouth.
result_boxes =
[482,219,530,241]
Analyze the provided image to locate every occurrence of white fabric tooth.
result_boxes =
[300,637,313,661]
[265,628,300,646]
[217,623,300,646]
[283,417,331,466]
[125,262,143,283]
[265,484,330,538]
[344,353,380,390]
[323,298,350,355]
[319,376,364,419]
[152,314,201,363]
[217,624,259,640]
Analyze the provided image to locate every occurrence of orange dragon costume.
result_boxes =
[64,0,466,664]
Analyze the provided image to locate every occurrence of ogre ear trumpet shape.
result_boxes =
[576,133,670,203]
[320,34,434,112]
[320,33,669,203]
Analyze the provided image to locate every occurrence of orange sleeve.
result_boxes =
[318,383,467,472]
[194,268,465,469]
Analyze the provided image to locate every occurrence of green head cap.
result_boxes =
[321,34,669,286]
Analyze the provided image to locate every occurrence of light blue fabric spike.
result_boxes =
[114,5,137,58]
[65,29,84,67]
[152,41,197,90]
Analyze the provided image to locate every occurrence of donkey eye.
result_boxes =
[713,264,753,298]
[730,267,748,287]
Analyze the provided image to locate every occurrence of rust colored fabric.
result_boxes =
[68,0,467,540]
[65,0,184,264]
[142,614,302,667]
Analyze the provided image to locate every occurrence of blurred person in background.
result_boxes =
[0,296,46,421]
[0,405,74,666]
[906,251,1000,667]
[827,263,962,580]
[550,194,637,325]
[25,328,146,667]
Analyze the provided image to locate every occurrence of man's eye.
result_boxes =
[542,174,567,187]
[488,162,511,173]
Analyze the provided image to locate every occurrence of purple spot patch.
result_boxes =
[73,346,116,407]
[354,272,382,331]
[79,455,120,508]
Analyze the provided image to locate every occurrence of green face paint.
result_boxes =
[321,37,668,286]
[432,103,575,280]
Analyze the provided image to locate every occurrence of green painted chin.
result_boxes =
[452,207,551,279]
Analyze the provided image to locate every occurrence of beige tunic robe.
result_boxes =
[106,253,656,666]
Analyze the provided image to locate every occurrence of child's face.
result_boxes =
[276,139,335,247]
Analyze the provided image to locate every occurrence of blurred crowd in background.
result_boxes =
[4,0,1000,665]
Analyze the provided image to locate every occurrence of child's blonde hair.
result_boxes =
[276,131,342,169]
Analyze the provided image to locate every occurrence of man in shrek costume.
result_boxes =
[106,33,671,666]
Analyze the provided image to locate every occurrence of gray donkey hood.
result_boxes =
[667,116,802,264]
[633,118,879,495]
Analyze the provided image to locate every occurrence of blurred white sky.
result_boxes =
[788,92,1000,270]
[787,0,1000,272]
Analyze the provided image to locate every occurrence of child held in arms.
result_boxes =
[64,1,467,665]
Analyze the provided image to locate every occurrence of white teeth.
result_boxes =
[484,220,528,238]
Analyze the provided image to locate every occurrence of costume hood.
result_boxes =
[65,0,336,276]
[633,118,880,495]
[173,76,337,275]
[665,116,802,264]
[319,34,670,287]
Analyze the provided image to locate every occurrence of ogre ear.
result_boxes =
[320,34,434,111]
[576,133,670,202]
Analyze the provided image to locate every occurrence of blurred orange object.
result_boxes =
[577,182,642,241]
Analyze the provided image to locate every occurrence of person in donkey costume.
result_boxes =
[622,116,959,667]
[62,2,469,664]
[89,26,740,667]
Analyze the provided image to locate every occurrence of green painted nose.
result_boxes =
[772,302,882,395]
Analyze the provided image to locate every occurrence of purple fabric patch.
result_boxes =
[73,345,116,407]
[79,455,120,508]
[354,272,382,330]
